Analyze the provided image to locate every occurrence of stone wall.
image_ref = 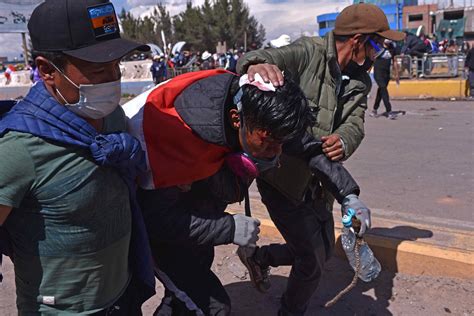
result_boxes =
[0,60,153,88]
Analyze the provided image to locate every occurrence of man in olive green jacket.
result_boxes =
[236,3,405,315]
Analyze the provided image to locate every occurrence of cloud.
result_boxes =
[0,34,27,60]
[127,0,350,43]
[248,0,350,41]
[0,0,356,60]
[128,0,206,19]
[127,0,194,7]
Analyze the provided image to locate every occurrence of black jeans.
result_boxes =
[254,179,335,316]
[153,243,231,316]
[373,77,392,113]
[469,70,474,97]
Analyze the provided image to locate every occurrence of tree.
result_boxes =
[228,0,247,48]
[119,8,140,41]
[212,0,232,49]
[137,16,158,44]
[118,0,266,54]
[247,16,266,49]
[200,0,218,51]
[173,2,206,51]
[210,0,265,50]
[156,4,174,48]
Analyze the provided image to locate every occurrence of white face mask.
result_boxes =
[50,62,121,119]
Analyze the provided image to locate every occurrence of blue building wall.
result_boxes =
[353,0,417,5]
[317,1,407,37]
[317,12,339,37]
[381,3,403,31]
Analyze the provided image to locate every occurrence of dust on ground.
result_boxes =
[2,235,472,316]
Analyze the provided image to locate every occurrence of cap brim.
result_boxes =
[63,38,150,63]
[376,29,406,42]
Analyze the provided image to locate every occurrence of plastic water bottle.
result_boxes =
[341,208,381,282]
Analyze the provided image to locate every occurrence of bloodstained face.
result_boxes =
[239,127,283,160]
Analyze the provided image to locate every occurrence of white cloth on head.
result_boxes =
[239,73,276,92]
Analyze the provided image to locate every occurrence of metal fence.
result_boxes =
[393,53,467,80]
[422,54,466,78]
[166,66,200,78]
[394,55,415,79]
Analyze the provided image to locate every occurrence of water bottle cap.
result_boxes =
[342,214,352,227]
[342,208,356,227]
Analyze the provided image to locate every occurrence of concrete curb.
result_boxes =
[387,78,468,99]
[228,198,474,280]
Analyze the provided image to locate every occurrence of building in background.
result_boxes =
[435,6,473,45]
[316,0,414,36]
[316,1,472,47]
[317,12,338,37]
[403,4,438,34]
[353,0,417,5]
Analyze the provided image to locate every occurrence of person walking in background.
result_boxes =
[446,40,459,77]
[465,44,474,99]
[370,39,399,119]
[150,55,167,85]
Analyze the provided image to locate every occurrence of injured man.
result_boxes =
[123,69,371,316]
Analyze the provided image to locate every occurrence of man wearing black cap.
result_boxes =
[0,1,154,315]
[237,3,405,315]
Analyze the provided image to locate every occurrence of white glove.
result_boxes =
[342,194,371,236]
[232,214,260,247]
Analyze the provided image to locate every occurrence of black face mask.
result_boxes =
[344,57,373,77]
[343,40,374,77]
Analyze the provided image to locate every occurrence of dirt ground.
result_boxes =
[2,234,472,316]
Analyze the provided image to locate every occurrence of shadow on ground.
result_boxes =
[226,225,433,316]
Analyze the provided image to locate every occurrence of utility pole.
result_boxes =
[21,32,29,65]
[244,31,247,52]
[396,0,400,30]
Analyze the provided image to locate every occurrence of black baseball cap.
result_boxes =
[28,0,149,63]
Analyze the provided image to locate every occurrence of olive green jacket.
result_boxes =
[237,31,371,204]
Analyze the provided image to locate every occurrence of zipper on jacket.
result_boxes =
[330,81,366,133]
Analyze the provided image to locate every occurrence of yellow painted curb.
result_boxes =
[227,208,474,280]
[387,79,468,98]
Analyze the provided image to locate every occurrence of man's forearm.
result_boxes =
[309,154,360,203]
[283,132,360,203]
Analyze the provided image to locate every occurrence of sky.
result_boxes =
[126,0,353,40]
[0,0,470,60]
[0,0,351,60]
